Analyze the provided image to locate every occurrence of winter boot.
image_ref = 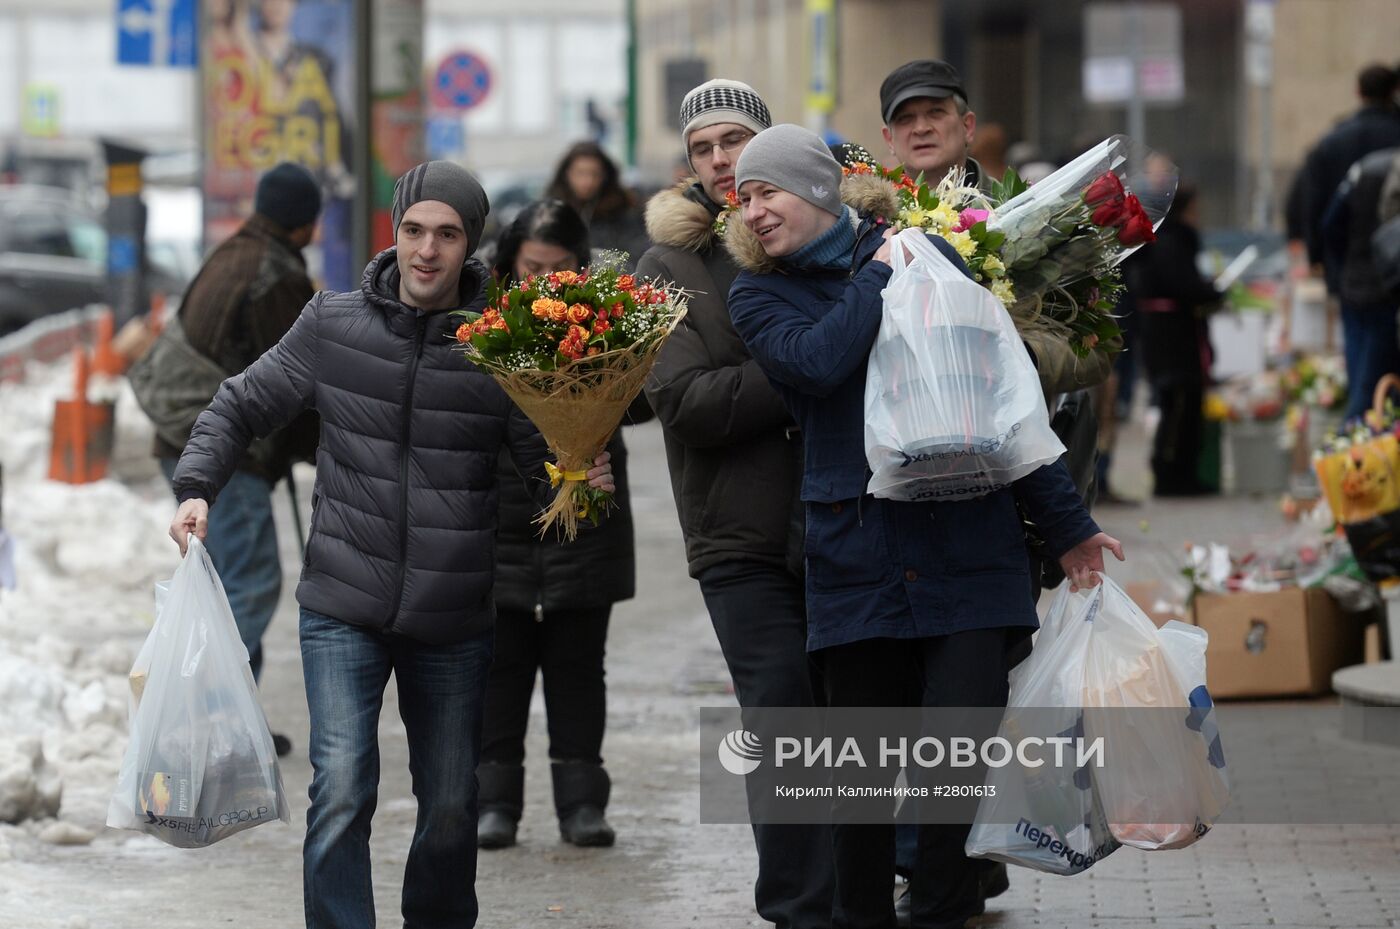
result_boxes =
[551,761,615,847]
[476,763,523,849]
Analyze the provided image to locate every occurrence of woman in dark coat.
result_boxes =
[1131,184,1221,496]
[725,125,1123,929]
[476,200,642,849]
[546,141,649,265]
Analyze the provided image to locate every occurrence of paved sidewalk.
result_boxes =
[2,413,1398,928]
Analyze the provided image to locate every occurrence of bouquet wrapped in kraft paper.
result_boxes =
[456,252,687,539]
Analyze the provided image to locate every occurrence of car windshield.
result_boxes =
[68,217,106,265]
[4,205,106,267]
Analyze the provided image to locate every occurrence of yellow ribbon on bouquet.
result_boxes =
[544,461,589,488]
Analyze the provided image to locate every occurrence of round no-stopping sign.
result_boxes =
[432,50,493,111]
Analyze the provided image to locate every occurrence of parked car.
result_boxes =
[0,185,192,336]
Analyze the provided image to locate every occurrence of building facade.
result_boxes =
[632,0,1400,229]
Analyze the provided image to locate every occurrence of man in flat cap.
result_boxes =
[167,160,614,928]
[879,58,982,190]
[877,60,1106,929]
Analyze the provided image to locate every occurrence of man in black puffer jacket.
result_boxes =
[167,161,614,929]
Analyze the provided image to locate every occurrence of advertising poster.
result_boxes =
[201,0,356,290]
[369,0,424,253]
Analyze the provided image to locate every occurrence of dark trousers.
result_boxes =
[1341,300,1400,419]
[816,630,1017,929]
[479,605,611,767]
[1151,378,1205,494]
[699,560,835,929]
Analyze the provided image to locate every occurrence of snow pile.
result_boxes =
[0,356,175,838]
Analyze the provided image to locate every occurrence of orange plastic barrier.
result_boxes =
[48,348,115,484]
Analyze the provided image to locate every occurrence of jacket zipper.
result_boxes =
[385,315,427,631]
[533,543,545,622]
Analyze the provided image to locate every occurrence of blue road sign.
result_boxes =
[168,0,197,68]
[117,0,198,68]
[432,51,493,111]
[426,118,466,159]
[117,0,155,65]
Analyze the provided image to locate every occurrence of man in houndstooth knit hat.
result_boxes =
[679,78,772,192]
[635,77,836,929]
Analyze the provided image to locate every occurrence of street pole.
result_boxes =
[1126,0,1146,149]
[625,0,638,169]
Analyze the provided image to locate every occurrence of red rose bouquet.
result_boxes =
[988,135,1175,356]
[455,253,687,538]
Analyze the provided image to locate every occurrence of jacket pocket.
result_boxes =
[805,497,896,591]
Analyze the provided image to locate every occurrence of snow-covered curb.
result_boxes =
[0,356,175,850]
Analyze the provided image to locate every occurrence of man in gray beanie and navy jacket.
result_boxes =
[638,83,835,929]
[167,160,614,929]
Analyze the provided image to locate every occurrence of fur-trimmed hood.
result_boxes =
[644,180,722,252]
[725,173,900,275]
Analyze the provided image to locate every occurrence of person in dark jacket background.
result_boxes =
[476,200,640,851]
[167,161,615,929]
[1298,64,1400,272]
[1131,183,1222,496]
[143,162,322,756]
[638,79,835,929]
[546,141,649,266]
[1322,147,1400,417]
[727,126,1122,929]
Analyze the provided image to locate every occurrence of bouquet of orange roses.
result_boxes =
[455,252,686,539]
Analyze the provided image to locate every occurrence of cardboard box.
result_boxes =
[1192,588,1364,699]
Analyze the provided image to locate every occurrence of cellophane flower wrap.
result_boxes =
[454,252,687,539]
[838,136,1174,359]
[987,135,1176,356]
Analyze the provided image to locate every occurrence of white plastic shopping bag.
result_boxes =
[967,577,1231,870]
[864,228,1064,501]
[107,536,289,847]
[1082,581,1230,850]
[965,585,1120,874]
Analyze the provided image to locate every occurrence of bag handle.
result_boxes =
[1372,373,1400,418]
[888,227,963,279]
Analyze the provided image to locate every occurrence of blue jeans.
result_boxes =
[300,608,494,929]
[160,460,280,680]
[1341,301,1400,420]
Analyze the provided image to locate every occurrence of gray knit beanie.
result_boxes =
[392,161,490,251]
[734,124,844,217]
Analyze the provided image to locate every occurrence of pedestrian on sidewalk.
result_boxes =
[166,160,614,929]
[133,161,322,757]
[1132,183,1222,496]
[875,59,1123,922]
[1321,145,1400,418]
[546,141,649,267]
[1297,63,1400,275]
[637,79,836,929]
[726,125,1122,929]
[476,200,644,851]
